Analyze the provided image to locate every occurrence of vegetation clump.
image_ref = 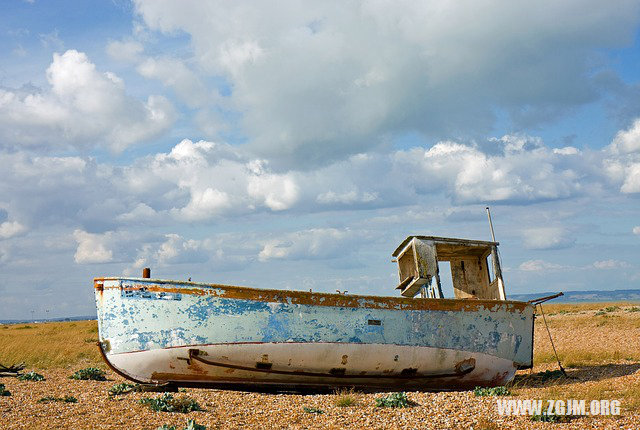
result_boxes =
[473,386,511,396]
[334,388,357,407]
[109,382,137,396]
[139,393,202,413]
[18,371,45,381]
[0,383,10,396]
[303,406,324,414]
[531,412,574,423]
[69,367,106,381]
[375,392,412,408]
[157,420,206,430]
[596,306,621,316]
[38,395,78,403]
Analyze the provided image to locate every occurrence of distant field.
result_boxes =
[1,302,639,429]
[0,320,102,369]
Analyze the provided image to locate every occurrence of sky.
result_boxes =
[1,0,640,320]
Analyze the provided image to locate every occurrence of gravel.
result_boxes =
[0,366,638,429]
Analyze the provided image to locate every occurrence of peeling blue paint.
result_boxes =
[96,279,534,365]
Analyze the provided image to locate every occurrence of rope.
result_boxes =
[537,303,568,377]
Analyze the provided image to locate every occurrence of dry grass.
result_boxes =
[333,388,358,407]
[534,302,640,367]
[0,321,102,369]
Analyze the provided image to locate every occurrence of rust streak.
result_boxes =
[113,282,529,312]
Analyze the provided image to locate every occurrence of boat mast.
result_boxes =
[486,207,506,300]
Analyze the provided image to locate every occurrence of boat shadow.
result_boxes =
[511,362,640,389]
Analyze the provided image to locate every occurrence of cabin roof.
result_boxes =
[391,235,498,258]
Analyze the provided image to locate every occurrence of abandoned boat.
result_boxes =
[94,235,535,390]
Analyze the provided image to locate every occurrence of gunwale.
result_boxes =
[94,277,530,313]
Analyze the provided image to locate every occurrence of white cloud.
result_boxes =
[259,228,354,261]
[620,163,640,193]
[175,188,231,221]
[0,50,175,152]
[521,227,575,250]
[155,234,210,265]
[0,221,27,239]
[116,203,159,224]
[134,0,640,167]
[106,40,144,63]
[553,146,580,155]
[136,56,211,108]
[125,232,253,275]
[592,259,630,269]
[73,230,113,264]
[247,172,299,211]
[0,152,100,229]
[0,131,620,243]
[519,259,565,271]
[609,118,640,154]
[634,226,640,235]
[317,190,378,205]
[605,119,640,194]
[392,136,589,204]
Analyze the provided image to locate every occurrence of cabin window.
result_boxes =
[487,254,496,283]
[436,261,454,298]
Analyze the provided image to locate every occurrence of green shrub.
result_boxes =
[157,420,206,430]
[69,367,106,381]
[531,413,573,423]
[38,395,77,403]
[140,393,201,413]
[184,420,206,430]
[109,382,136,396]
[375,392,411,408]
[473,386,511,396]
[0,384,10,396]
[302,406,324,414]
[18,371,45,381]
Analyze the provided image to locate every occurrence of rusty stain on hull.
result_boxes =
[94,278,528,313]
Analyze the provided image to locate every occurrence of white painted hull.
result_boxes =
[105,342,517,390]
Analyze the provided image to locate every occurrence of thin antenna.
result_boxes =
[485,206,506,300]
[486,206,496,242]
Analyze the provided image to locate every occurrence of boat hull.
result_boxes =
[94,277,534,390]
